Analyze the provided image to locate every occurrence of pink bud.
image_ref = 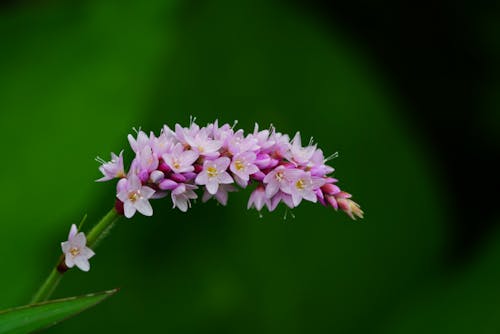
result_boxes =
[159,179,178,190]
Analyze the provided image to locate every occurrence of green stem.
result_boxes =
[30,207,121,304]
[30,266,63,304]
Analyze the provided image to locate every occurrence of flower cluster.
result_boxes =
[97,120,363,220]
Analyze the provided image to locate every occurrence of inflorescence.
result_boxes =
[96,120,363,220]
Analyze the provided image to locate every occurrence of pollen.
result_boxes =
[128,190,140,203]
[295,179,305,190]
[207,166,218,178]
[173,159,181,170]
[275,171,283,182]
[234,160,245,171]
[69,247,80,257]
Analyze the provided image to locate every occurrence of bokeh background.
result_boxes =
[0,0,498,333]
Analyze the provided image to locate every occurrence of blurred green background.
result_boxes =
[0,0,498,333]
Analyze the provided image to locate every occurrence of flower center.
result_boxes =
[207,166,218,178]
[173,159,181,170]
[69,247,80,257]
[295,179,305,190]
[275,171,284,182]
[234,160,245,171]
[128,190,141,203]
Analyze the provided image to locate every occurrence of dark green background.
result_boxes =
[0,0,498,333]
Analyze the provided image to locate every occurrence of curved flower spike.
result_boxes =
[97,120,363,220]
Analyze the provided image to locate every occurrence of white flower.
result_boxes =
[61,224,95,272]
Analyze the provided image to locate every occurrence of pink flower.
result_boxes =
[96,151,125,182]
[162,143,199,173]
[247,185,271,211]
[183,127,222,157]
[117,174,155,218]
[195,157,233,194]
[128,130,152,153]
[230,152,259,187]
[263,165,288,198]
[171,184,198,212]
[281,170,325,206]
[61,224,95,272]
[288,132,317,165]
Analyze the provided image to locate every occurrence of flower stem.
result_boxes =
[30,207,121,304]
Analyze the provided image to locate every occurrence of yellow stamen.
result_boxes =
[128,191,140,203]
[295,179,305,190]
[234,160,245,171]
[70,247,80,256]
[207,166,218,178]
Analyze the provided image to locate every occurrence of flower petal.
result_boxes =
[135,199,153,216]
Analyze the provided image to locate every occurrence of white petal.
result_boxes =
[81,247,95,259]
[61,241,71,253]
[65,254,75,268]
[292,192,302,207]
[74,257,90,272]
[68,224,78,239]
[206,181,219,195]
[265,182,279,198]
[140,186,156,199]
[124,201,136,218]
[73,233,87,248]
[135,199,153,216]
[303,190,318,203]
[218,172,234,184]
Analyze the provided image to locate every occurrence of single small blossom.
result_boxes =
[137,145,159,173]
[183,127,222,157]
[263,165,288,198]
[61,224,95,272]
[288,132,317,165]
[128,130,152,153]
[162,143,199,173]
[281,170,325,206]
[195,157,233,195]
[230,152,259,187]
[116,174,155,218]
[247,185,272,211]
[171,184,198,212]
[96,151,125,182]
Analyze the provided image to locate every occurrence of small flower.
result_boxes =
[263,165,288,198]
[61,224,95,272]
[117,174,155,218]
[162,143,199,173]
[195,157,233,194]
[288,132,317,165]
[171,184,198,212]
[247,185,272,211]
[230,152,259,187]
[281,170,325,206]
[96,151,125,182]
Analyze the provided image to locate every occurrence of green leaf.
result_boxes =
[0,289,118,334]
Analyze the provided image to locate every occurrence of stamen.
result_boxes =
[324,152,339,162]
[95,156,107,164]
